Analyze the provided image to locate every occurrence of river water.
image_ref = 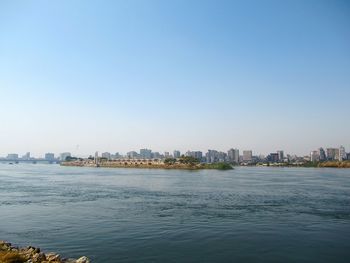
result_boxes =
[0,163,349,262]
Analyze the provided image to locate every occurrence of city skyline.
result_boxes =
[1,0,349,156]
[0,144,347,160]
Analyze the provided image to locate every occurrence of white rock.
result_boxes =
[76,256,90,263]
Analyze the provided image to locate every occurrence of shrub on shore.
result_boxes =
[204,162,233,170]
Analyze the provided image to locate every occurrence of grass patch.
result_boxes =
[0,251,25,263]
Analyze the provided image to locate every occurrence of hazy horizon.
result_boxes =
[1,0,349,157]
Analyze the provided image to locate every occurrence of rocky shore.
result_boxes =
[0,241,89,263]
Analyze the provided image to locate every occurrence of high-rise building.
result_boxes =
[339,146,346,161]
[267,153,279,162]
[173,150,181,158]
[186,151,203,160]
[310,151,320,162]
[205,150,218,163]
[326,148,339,160]
[45,153,55,161]
[60,152,71,161]
[277,150,284,161]
[318,148,326,161]
[227,148,239,164]
[164,152,170,158]
[243,150,253,162]
[140,149,152,159]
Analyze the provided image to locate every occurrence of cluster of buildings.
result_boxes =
[0,152,58,161]
[309,146,349,162]
[73,145,350,165]
[1,146,348,165]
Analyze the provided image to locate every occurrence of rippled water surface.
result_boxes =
[1,164,350,262]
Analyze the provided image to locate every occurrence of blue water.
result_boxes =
[0,164,350,262]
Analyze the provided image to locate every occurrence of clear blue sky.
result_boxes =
[0,0,349,157]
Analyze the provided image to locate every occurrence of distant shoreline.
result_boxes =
[61,160,350,170]
[61,160,233,170]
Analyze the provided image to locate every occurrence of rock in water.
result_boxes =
[76,256,90,263]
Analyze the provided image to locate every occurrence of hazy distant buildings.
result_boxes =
[7,153,19,160]
[152,152,162,159]
[45,153,55,161]
[102,152,111,160]
[310,151,319,162]
[22,152,30,160]
[187,151,203,160]
[243,150,252,162]
[267,153,279,162]
[339,146,346,161]
[127,151,138,159]
[140,149,152,159]
[277,151,284,161]
[60,152,71,161]
[173,150,181,158]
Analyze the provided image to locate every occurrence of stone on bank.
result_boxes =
[0,241,90,263]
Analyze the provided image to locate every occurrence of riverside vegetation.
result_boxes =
[0,241,89,263]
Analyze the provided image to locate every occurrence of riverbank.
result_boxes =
[0,241,89,263]
[61,160,233,170]
[317,161,350,168]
